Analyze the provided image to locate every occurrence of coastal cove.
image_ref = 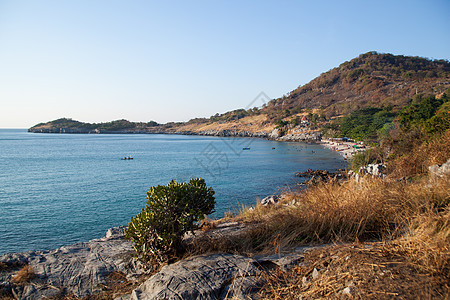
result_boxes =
[0,129,346,255]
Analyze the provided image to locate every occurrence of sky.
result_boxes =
[0,0,449,128]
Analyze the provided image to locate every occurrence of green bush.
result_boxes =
[126,178,215,265]
[350,148,382,173]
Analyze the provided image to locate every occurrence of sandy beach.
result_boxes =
[320,138,367,160]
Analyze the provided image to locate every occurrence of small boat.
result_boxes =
[121,156,133,160]
[242,147,251,150]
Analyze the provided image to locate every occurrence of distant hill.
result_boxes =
[29,118,160,133]
[262,51,450,121]
[30,52,450,137]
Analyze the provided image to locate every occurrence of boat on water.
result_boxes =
[242,147,250,150]
[121,156,133,160]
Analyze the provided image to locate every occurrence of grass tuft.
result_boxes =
[12,265,35,284]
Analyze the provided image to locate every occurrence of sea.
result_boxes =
[0,129,347,254]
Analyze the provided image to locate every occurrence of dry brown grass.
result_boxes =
[258,241,449,299]
[187,176,449,258]
[11,265,35,284]
[183,174,449,298]
[254,176,449,299]
[388,129,450,178]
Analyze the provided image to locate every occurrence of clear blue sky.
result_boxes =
[0,0,449,128]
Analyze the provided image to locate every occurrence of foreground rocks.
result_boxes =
[0,223,318,300]
[118,250,311,300]
[429,158,450,178]
[0,227,145,299]
[296,169,347,184]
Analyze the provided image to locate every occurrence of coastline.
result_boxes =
[27,127,323,142]
[29,126,367,159]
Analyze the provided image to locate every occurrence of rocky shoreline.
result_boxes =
[0,224,320,300]
[27,127,323,142]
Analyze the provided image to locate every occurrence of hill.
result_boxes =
[29,52,450,139]
[262,51,450,121]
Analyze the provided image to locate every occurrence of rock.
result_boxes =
[275,131,322,141]
[106,225,128,239]
[129,253,263,300]
[302,276,310,286]
[353,164,386,178]
[296,169,347,184]
[429,158,450,177]
[0,226,144,299]
[312,268,319,279]
[260,195,280,206]
[268,129,281,139]
[123,250,311,300]
[341,286,353,295]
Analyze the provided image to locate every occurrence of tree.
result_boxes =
[126,178,215,266]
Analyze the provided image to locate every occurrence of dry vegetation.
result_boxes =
[11,265,35,285]
[175,114,275,134]
[186,171,449,298]
[253,177,449,299]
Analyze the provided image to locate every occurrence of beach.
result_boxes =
[320,138,367,160]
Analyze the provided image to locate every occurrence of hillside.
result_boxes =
[263,51,450,120]
[29,52,450,139]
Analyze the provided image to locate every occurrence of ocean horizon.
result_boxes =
[0,129,346,254]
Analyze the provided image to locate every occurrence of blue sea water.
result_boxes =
[0,129,346,254]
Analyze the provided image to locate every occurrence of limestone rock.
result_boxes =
[260,195,280,206]
[129,253,263,300]
[0,226,144,299]
[429,158,450,177]
[123,250,311,300]
[268,129,281,139]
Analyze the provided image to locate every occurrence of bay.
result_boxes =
[0,129,346,254]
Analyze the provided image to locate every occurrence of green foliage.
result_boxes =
[397,94,448,132]
[209,109,249,122]
[274,119,288,128]
[337,107,395,141]
[96,119,136,131]
[46,118,84,128]
[346,68,364,80]
[290,117,299,126]
[31,118,161,131]
[126,178,215,265]
[147,121,160,127]
[350,148,381,173]
[424,101,450,134]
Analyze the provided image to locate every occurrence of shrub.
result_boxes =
[350,147,382,172]
[126,178,215,266]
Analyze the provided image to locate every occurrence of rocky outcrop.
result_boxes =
[29,126,323,142]
[429,158,450,177]
[276,131,322,142]
[260,195,281,206]
[0,227,144,299]
[187,129,269,138]
[347,164,386,180]
[121,254,262,300]
[118,250,311,300]
[296,169,347,184]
